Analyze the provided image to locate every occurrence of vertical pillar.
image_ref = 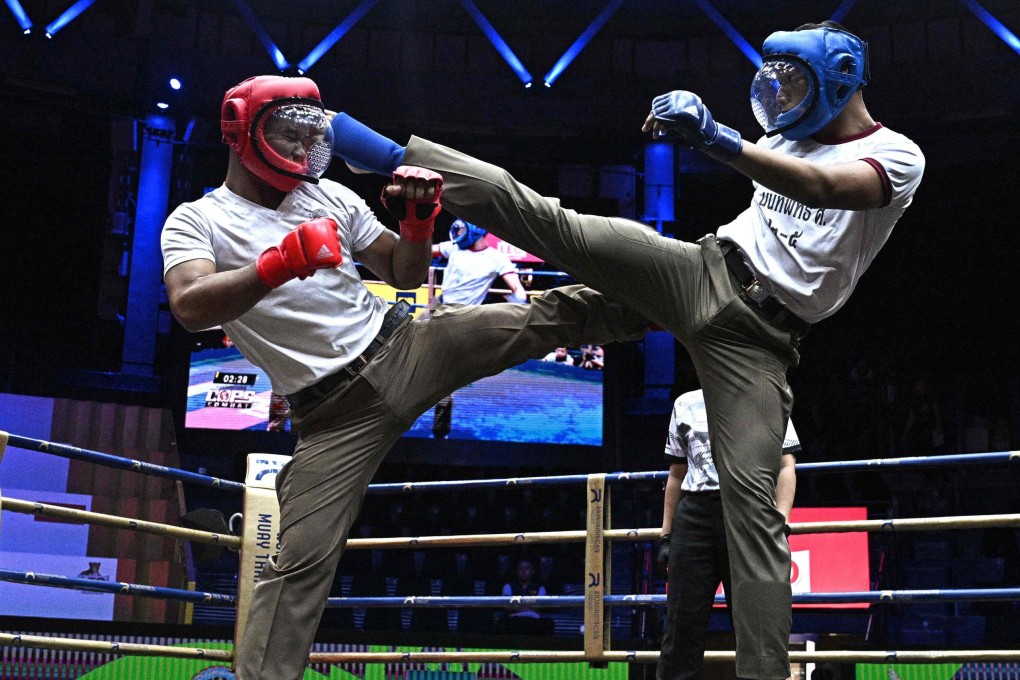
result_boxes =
[644,330,676,400]
[643,142,675,233]
[599,165,637,219]
[122,115,174,376]
[642,142,677,401]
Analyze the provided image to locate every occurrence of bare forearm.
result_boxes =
[775,464,797,520]
[731,144,835,208]
[389,238,431,289]
[170,264,268,332]
[661,473,683,534]
[732,143,884,210]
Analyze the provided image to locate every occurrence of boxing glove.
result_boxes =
[256,217,342,289]
[651,90,744,163]
[381,166,443,243]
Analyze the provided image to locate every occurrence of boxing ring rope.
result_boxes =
[2,431,1020,668]
[0,632,232,662]
[2,570,1017,608]
[335,513,1020,549]
[318,588,1020,609]
[361,450,1019,493]
[0,568,236,605]
[0,431,244,493]
[369,264,572,306]
[0,496,241,549]
[304,650,1020,664]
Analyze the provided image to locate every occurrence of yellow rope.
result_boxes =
[0,633,232,661]
[0,496,240,548]
[343,513,1020,549]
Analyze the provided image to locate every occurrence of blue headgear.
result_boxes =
[750,27,870,141]
[450,219,487,250]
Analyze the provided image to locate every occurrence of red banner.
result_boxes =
[716,506,870,609]
[484,234,544,263]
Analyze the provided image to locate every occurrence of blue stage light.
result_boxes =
[543,0,627,87]
[232,0,291,71]
[4,0,32,32]
[830,0,858,24]
[691,0,761,68]
[959,0,1020,56]
[298,0,379,73]
[169,78,182,91]
[156,102,169,110]
[45,0,97,37]
[458,0,534,85]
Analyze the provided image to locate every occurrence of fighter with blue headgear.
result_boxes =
[326,19,923,680]
[449,219,488,250]
[640,21,872,161]
[751,26,870,140]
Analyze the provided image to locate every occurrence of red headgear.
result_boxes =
[221,75,334,192]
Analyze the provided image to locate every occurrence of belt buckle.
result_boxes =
[744,279,770,305]
[346,354,369,377]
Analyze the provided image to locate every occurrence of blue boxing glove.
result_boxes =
[649,91,743,164]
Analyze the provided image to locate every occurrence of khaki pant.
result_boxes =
[402,137,799,679]
[235,285,647,680]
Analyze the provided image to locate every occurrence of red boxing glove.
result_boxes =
[381,166,443,243]
[256,217,343,289]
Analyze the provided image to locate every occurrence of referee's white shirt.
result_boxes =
[664,389,801,493]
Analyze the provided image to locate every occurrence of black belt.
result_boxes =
[286,300,412,411]
[719,241,811,339]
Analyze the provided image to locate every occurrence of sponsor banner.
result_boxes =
[484,234,543,264]
[717,506,870,609]
[789,506,870,609]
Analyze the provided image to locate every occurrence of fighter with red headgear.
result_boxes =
[220,75,335,193]
[160,75,647,680]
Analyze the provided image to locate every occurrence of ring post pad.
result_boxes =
[233,453,291,655]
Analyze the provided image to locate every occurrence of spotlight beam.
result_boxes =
[542,0,628,87]
[232,0,290,71]
[691,0,762,68]
[45,0,96,37]
[458,0,533,86]
[958,0,1020,56]
[297,0,380,74]
[830,0,858,24]
[4,0,32,31]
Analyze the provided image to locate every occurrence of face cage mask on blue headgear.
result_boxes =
[750,27,870,141]
[450,220,488,250]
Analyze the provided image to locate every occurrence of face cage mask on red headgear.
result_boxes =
[221,76,334,192]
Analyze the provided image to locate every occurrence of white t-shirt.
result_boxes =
[161,180,390,395]
[436,241,516,305]
[664,389,801,493]
[717,124,925,323]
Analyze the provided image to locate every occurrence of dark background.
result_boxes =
[1,0,1019,657]
[1,0,1018,472]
